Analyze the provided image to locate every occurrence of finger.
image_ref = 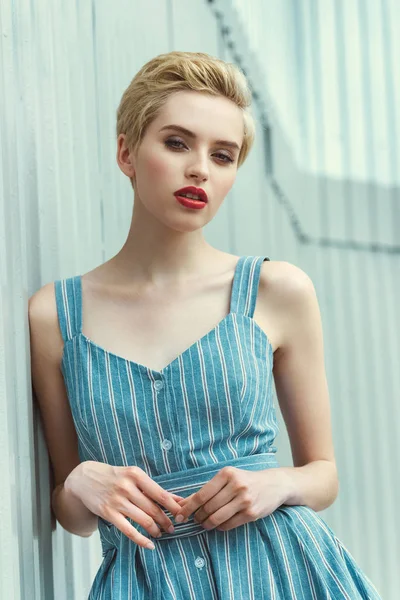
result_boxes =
[142,491,184,503]
[170,493,185,501]
[153,492,185,504]
[175,491,210,522]
[131,468,184,518]
[119,493,171,536]
[173,494,191,507]
[201,503,238,530]
[216,512,248,532]
[175,474,227,521]
[194,486,235,524]
[125,476,178,533]
[109,510,159,550]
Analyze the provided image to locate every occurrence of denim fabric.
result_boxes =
[54,256,381,599]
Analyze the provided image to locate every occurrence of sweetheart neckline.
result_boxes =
[63,313,274,375]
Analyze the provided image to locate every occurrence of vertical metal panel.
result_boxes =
[1,0,398,598]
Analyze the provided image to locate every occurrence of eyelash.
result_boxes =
[164,139,234,163]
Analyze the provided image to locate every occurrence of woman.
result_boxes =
[29,51,381,598]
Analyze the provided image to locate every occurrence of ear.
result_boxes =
[117,133,136,181]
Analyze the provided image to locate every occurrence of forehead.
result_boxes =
[151,90,244,143]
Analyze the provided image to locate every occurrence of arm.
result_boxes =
[52,478,98,538]
[266,262,339,512]
[29,283,98,537]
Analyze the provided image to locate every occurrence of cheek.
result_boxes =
[144,154,172,180]
[219,173,236,197]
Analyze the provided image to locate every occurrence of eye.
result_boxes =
[164,138,234,164]
[165,138,186,150]
[215,153,234,163]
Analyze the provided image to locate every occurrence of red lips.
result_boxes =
[174,186,208,203]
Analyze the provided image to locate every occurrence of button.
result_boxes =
[195,557,205,569]
[161,439,172,450]
[154,380,164,391]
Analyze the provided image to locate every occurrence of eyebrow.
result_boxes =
[159,124,241,152]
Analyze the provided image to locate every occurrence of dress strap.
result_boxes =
[230,256,270,318]
[54,275,82,343]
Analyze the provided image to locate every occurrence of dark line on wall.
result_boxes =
[206,0,400,255]
[269,177,400,254]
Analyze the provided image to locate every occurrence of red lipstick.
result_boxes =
[174,186,208,202]
[174,186,208,210]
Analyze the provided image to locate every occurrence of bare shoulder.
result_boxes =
[260,260,315,296]
[259,260,319,355]
[29,280,56,313]
[29,282,82,491]
[28,281,64,365]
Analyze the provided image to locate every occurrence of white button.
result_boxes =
[161,439,172,450]
[195,557,205,569]
[154,380,164,391]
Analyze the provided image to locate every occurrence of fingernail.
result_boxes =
[147,542,155,550]
[175,514,184,523]
[168,525,175,533]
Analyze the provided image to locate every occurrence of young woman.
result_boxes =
[29,51,381,599]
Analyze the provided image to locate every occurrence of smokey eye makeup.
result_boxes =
[164,137,235,163]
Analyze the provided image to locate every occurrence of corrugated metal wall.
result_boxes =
[0,0,397,597]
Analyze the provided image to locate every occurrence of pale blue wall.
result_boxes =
[0,0,397,597]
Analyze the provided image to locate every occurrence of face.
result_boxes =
[117,90,244,231]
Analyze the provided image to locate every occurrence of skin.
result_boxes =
[108,89,245,285]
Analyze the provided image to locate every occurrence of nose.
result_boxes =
[187,153,209,182]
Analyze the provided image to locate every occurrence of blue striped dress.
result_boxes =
[55,255,382,599]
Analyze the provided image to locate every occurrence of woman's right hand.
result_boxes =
[65,461,185,549]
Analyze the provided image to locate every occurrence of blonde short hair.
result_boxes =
[116,51,255,179]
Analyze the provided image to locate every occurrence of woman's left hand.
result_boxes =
[174,467,292,531]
